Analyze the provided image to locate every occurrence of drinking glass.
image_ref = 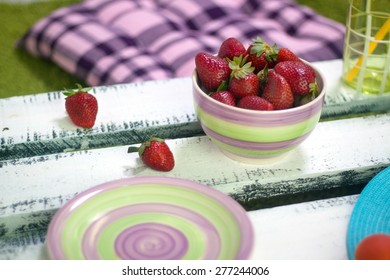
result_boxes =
[342,0,390,94]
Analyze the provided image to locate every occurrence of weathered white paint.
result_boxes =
[0,59,389,259]
[1,60,389,153]
[249,195,358,260]
[0,194,358,260]
[0,78,196,146]
[1,112,389,216]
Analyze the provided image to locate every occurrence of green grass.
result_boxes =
[0,0,348,98]
[296,0,349,25]
[0,0,83,98]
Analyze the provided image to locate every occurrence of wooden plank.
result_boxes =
[1,59,389,259]
[1,112,389,217]
[0,210,54,260]
[1,60,389,161]
[0,195,358,260]
[0,79,202,161]
[249,194,358,260]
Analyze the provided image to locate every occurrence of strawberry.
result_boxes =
[195,52,231,91]
[276,47,300,63]
[274,61,317,96]
[237,95,274,111]
[246,36,277,73]
[229,73,259,99]
[128,137,174,172]
[210,91,236,106]
[257,66,269,95]
[228,55,259,98]
[293,88,320,107]
[218,37,246,60]
[262,70,294,110]
[64,84,98,128]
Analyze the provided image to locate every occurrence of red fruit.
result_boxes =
[229,73,259,98]
[195,52,231,91]
[64,84,98,128]
[246,37,277,72]
[355,234,390,260]
[274,61,317,95]
[276,48,300,63]
[218,37,246,60]
[228,55,259,98]
[246,52,275,73]
[210,91,236,106]
[262,70,294,110]
[128,137,174,172]
[237,95,274,111]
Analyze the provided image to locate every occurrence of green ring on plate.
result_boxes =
[96,213,206,260]
[60,184,241,259]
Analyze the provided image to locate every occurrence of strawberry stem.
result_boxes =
[127,146,139,153]
[127,137,165,157]
[149,137,165,143]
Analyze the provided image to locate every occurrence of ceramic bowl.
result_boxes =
[46,176,254,260]
[192,61,326,164]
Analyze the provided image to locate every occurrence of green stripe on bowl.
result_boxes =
[210,137,296,157]
[196,107,321,142]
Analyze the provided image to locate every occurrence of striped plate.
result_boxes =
[46,176,254,260]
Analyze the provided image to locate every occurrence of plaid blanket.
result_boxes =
[17,0,345,86]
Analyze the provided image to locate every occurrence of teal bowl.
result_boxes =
[192,61,326,164]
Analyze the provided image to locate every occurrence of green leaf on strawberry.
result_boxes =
[228,55,255,80]
[63,83,92,97]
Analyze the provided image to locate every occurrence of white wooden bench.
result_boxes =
[1,59,389,259]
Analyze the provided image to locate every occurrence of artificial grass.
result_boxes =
[0,0,348,98]
[0,0,83,98]
[296,0,349,25]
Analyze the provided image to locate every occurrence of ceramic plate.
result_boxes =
[347,166,390,259]
[46,176,254,260]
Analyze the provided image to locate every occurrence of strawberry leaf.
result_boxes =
[215,80,228,93]
[229,55,255,79]
[250,37,278,60]
[309,81,319,96]
[63,83,92,97]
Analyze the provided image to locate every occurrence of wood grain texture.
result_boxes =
[0,195,358,260]
[1,113,389,217]
[0,79,201,160]
[1,59,389,260]
[1,60,389,161]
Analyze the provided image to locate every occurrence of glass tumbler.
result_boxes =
[342,0,390,94]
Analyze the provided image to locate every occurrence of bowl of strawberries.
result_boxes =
[192,37,326,163]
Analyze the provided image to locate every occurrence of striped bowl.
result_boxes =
[192,61,326,164]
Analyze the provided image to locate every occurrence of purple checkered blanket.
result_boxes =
[17,0,345,86]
